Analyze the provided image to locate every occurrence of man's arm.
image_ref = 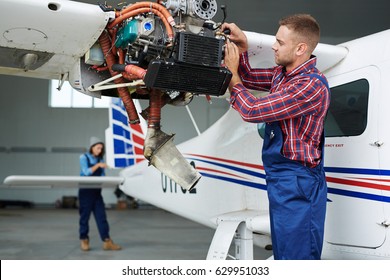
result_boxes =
[222,22,274,92]
[230,77,327,123]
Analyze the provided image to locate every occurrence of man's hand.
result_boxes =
[221,22,248,54]
[224,40,243,91]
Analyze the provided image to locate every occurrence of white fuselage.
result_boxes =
[119,30,390,259]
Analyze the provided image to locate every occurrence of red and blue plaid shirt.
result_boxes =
[230,52,330,167]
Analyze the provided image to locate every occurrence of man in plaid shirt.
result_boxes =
[222,14,330,259]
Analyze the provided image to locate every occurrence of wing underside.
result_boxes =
[3,175,124,189]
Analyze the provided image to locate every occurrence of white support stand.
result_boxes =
[234,222,254,260]
[206,210,271,260]
[206,220,241,260]
[206,220,254,260]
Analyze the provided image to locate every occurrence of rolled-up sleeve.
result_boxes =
[238,52,274,92]
[80,154,92,176]
[230,76,327,123]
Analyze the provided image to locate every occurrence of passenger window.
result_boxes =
[325,79,369,137]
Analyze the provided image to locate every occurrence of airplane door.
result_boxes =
[324,66,386,248]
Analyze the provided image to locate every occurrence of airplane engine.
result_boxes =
[73,0,231,190]
[114,3,231,96]
[78,0,231,98]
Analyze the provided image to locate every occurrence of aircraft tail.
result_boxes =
[105,98,146,168]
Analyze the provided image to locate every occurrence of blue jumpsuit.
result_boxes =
[262,120,327,259]
[79,153,110,241]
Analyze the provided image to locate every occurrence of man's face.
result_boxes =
[272,25,298,68]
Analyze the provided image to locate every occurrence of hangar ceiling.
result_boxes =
[77,0,389,44]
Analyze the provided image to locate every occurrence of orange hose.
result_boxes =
[117,49,139,80]
[98,31,140,124]
[108,7,174,40]
[140,93,169,121]
[116,2,175,27]
[122,72,140,81]
[124,65,147,79]
[92,65,108,72]
[148,89,162,128]
[109,30,118,56]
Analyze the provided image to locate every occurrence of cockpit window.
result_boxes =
[325,79,369,137]
[256,79,369,139]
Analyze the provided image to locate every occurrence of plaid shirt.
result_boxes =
[230,52,330,167]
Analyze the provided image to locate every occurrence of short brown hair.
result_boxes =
[279,14,320,52]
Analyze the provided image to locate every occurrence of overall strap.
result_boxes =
[304,73,328,163]
[84,153,102,167]
[304,73,330,92]
[84,153,92,167]
[84,153,103,176]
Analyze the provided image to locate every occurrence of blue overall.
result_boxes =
[263,122,327,259]
[262,74,329,260]
[79,154,110,241]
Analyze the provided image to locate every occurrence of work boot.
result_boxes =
[80,239,89,251]
[103,238,121,250]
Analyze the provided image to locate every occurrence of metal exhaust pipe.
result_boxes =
[144,128,201,191]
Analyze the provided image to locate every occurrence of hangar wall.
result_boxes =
[0,75,116,204]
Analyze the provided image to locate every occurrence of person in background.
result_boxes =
[222,14,330,259]
[79,137,121,251]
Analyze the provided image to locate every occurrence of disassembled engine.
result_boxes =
[86,0,231,190]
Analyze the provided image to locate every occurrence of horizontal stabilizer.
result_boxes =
[3,175,124,189]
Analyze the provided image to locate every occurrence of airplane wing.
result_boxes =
[0,0,112,81]
[3,175,124,189]
[244,31,349,72]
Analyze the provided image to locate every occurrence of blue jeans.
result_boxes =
[78,188,110,241]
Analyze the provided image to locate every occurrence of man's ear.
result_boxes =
[296,43,308,56]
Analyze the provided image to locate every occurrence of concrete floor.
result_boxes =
[0,206,273,260]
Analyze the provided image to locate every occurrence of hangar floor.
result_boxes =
[0,205,273,260]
